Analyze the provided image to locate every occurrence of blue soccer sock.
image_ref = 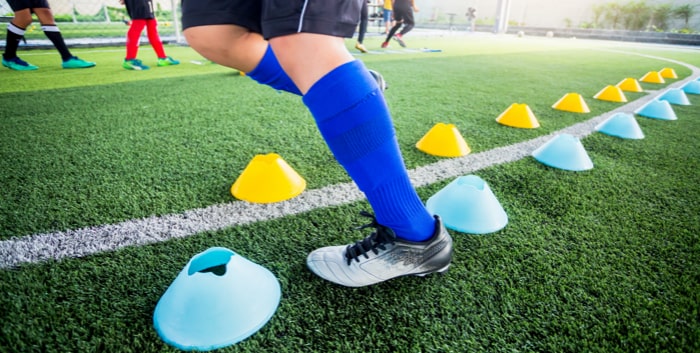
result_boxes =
[303,60,435,242]
[247,45,301,96]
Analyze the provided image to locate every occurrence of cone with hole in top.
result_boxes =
[659,67,678,79]
[634,99,677,121]
[658,88,691,105]
[595,112,644,139]
[552,93,590,113]
[496,103,540,128]
[426,175,508,234]
[640,71,665,84]
[231,153,306,203]
[616,78,643,92]
[681,80,700,95]
[416,123,471,157]
[532,133,593,171]
[154,247,281,351]
[594,85,627,102]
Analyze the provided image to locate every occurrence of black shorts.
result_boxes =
[124,0,155,20]
[7,0,50,11]
[181,0,362,39]
[393,4,414,25]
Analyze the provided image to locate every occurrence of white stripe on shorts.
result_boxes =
[297,0,310,33]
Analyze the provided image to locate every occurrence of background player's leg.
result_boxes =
[34,8,94,68]
[34,8,71,61]
[144,19,166,58]
[126,19,147,60]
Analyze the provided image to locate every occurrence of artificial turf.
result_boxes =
[0,34,698,352]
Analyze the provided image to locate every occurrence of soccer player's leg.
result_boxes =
[33,7,95,68]
[265,0,453,286]
[2,8,38,70]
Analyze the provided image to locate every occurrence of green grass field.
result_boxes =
[1,33,699,352]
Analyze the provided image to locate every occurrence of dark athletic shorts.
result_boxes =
[7,0,50,11]
[393,2,414,25]
[181,0,362,39]
[123,0,155,20]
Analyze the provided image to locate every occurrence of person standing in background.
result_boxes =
[120,0,179,70]
[381,0,418,48]
[381,0,394,35]
[355,0,369,53]
[466,7,477,32]
[2,0,95,70]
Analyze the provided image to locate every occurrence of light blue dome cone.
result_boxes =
[681,80,700,95]
[595,112,645,139]
[532,134,593,171]
[634,99,677,120]
[657,88,691,105]
[153,247,281,351]
[426,175,508,234]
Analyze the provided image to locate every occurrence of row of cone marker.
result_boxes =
[153,70,697,351]
[229,68,697,204]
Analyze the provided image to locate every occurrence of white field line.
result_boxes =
[0,52,698,269]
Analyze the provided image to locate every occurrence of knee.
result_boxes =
[185,27,243,54]
[184,26,265,71]
[10,12,33,28]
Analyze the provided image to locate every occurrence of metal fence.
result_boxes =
[0,0,182,47]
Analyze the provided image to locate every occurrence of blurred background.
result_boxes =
[0,0,698,46]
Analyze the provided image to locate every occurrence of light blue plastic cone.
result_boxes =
[657,88,691,105]
[595,113,644,139]
[681,80,700,95]
[532,134,593,171]
[425,175,508,234]
[634,99,677,121]
[154,247,281,351]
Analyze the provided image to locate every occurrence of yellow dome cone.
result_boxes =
[552,93,590,113]
[640,71,665,84]
[416,123,471,157]
[496,103,540,128]
[659,67,677,79]
[594,85,627,102]
[616,78,643,92]
[231,153,306,203]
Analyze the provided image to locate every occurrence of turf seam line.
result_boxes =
[0,53,698,269]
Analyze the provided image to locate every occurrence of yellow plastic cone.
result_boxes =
[552,93,590,113]
[659,67,677,79]
[640,71,665,84]
[594,85,627,102]
[496,103,540,129]
[616,78,643,92]
[231,153,306,203]
[416,123,471,157]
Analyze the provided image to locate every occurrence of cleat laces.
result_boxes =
[344,211,397,265]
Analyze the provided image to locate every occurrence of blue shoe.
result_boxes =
[123,58,149,70]
[2,57,39,71]
[62,56,96,69]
